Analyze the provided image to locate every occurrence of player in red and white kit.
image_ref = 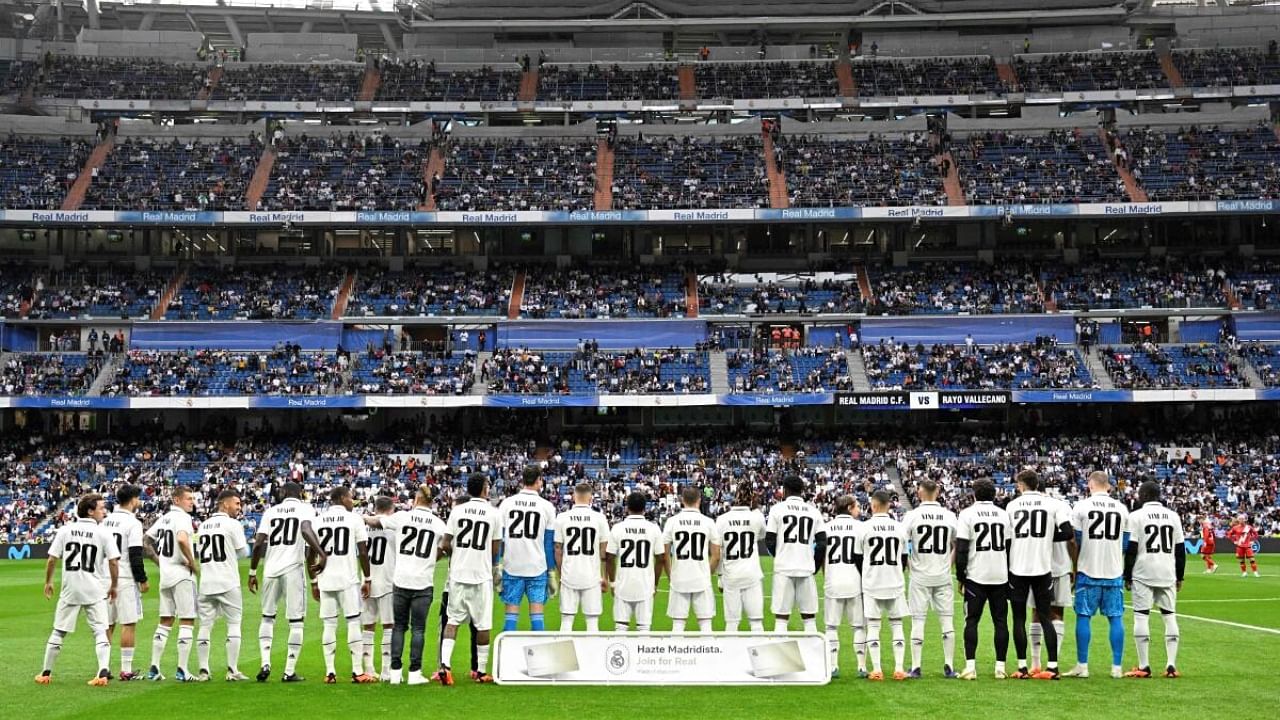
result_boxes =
[1199,517,1217,574]
[1226,517,1260,577]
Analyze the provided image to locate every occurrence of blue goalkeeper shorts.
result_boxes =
[500,571,549,606]
[1073,575,1125,618]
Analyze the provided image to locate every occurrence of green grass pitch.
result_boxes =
[1,557,1277,720]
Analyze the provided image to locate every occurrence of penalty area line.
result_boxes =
[1176,613,1280,636]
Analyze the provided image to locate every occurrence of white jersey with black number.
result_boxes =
[498,490,557,577]
[197,512,248,596]
[445,498,501,585]
[1127,502,1185,587]
[1006,492,1070,577]
[765,496,824,577]
[365,525,396,597]
[956,502,1012,585]
[101,508,144,588]
[1045,494,1074,576]
[903,501,958,587]
[381,507,446,591]
[258,497,318,578]
[857,513,907,600]
[553,505,611,590]
[714,506,765,589]
[316,506,369,592]
[607,515,664,603]
[822,516,864,598]
[146,507,196,588]
[50,518,120,605]
[1072,492,1130,580]
[662,509,719,594]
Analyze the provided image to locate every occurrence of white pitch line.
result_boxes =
[1178,597,1280,604]
[1169,613,1280,636]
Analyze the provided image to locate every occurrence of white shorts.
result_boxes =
[863,594,908,621]
[446,581,493,632]
[722,581,765,623]
[560,585,603,616]
[261,568,308,621]
[771,574,819,616]
[198,588,244,626]
[1131,582,1177,614]
[667,589,715,621]
[54,598,108,634]
[1025,574,1073,608]
[824,595,865,628]
[159,579,198,620]
[362,593,393,626]
[612,597,653,626]
[320,584,363,621]
[909,581,955,618]
[109,583,144,626]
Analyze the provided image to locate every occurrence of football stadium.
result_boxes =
[0,0,1278,716]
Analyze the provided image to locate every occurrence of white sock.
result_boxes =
[803,618,817,633]
[120,646,135,674]
[585,616,599,632]
[854,625,868,672]
[258,617,274,667]
[636,624,650,632]
[775,617,790,633]
[615,623,629,633]
[94,628,111,675]
[43,630,65,674]
[477,644,490,673]
[284,622,304,675]
[1134,612,1151,669]
[910,616,926,669]
[1164,615,1180,668]
[890,619,905,673]
[965,658,976,673]
[749,619,764,632]
[362,629,375,674]
[150,625,171,669]
[1053,619,1065,663]
[1030,621,1043,668]
[323,619,339,675]
[380,627,391,674]
[826,627,840,671]
[176,625,193,672]
[995,660,1006,673]
[227,631,242,673]
[347,620,364,674]
[941,615,956,669]
[441,638,456,668]
[197,627,213,672]
[868,619,883,672]
[561,614,575,632]
[698,619,712,632]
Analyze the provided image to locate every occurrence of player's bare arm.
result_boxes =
[42,556,55,600]
[301,520,327,574]
[247,532,267,593]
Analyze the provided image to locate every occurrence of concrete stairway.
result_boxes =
[1238,353,1267,390]
[358,65,382,102]
[995,61,1019,90]
[709,350,729,394]
[1099,128,1149,203]
[763,132,789,209]
[331,270,357,319]
[87,353,124,396]
[686,272,699,318]
[854,263,874,302]
[420,147,445,211]
[61,137,114,211]
[1084,346,1116,390]
[244,146,276,210]
[519,69,539,103]
[508,270,526,320]
[939,151,965,206]
[196,66,224,101]
[1222,278,1242,310]
[1158,52,1185,89]
[847,350,872,392]
[594,139,615,211]
[835,60,856,99]
[471,352,491,395]
[678,65,696,104]
[150,267,188,320]
[886,463,916,509]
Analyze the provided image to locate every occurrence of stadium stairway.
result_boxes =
[1158,51,1185,89]
[762,131,790,209]
[420,147,445,211]
[87,354,123,396]
[847,351,872,392]
[1038,278,1056,312]
[995,61,1019,90]
[1099,128,1148,203]
[1084,347,1116,390]
[678,65,696,105]
[471,352,491,395]
[61,136,114,211]
[685,272,699,318]
[331,269,357,319]
[244,146,276,210]
[1223,277,1242,311]
[508,270,526,320]
[709,350,729,394]
[150,266,188,320]
[939,150,965,206]
[357,65,381,102]
[594,139,615,211]
[854,263,873,302]
[1238,352,1268,390]
[835,59,856,100]
[195,65,223,101]
[518,68,538,103]
[1275,125,1280,145]
[886,464,916,510]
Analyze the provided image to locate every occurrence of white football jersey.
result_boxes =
[1127,502,1185,587]
[1072,492,1130,580]
[903,501,958,587]
[197,512,248,596]
[146,507,196,588]
[365,524,397,597]
[49,518,119,605]
[381,507,446,591]
[765,496,824,577]
[498,490,557,577]
[316,506,369,592]
[101,508,144,587]
[446,498,501,585]
[1046,495,1074,576]
[258,498,318,578]
[1006,491,1071,577]
[662,508,719,594]
[822,515,864,598]
[857,513,908,600]
[553,505,611,590]
[606,515,664,603]
[714,506,765,589]
[956,502,1012,585]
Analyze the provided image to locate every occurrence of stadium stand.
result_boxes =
[1117,125,1280,201]
[35,56,205,100]
[261,133,429,212]
[212,63,364,102]
[1173,47,1280,88]
[861,339,1091,389]
[0,353,103,396]
[164,266,343,320]
[25,266,167,319]
[698,273,864,315]
[0,135,92,210]
[1101,343,1246,389]
[1013,51,1167,92]
[344,266,511,317]
[102,348,347,396]
[83,136,263,211]
[350,351,476,395]
[1042,261,1228,310]
[695,61,839,99]
[780,133,945,207]
[850,56,1006,96]
[520,267,687,318]
[612,135,768,209]
[956,129,1127,204]
[434,138,597,212]
[377,60,522,101]
[537,63,678,101]
[871,263,1045,314]
[727,347,853,392]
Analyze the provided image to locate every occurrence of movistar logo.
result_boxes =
[7,544,31,560]
[1183,539,1203,554]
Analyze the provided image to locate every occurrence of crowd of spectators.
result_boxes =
[0,353,103,396]
[212,63,363,102]
[166,266,343,320]
[1242,342,1279,387]
[538,64,678,101]
[1043,261,1228,310]
[871,262,1045,314]
[435,139,596,212]
[350,350,476,395]
[0,134,91,210]
[612,135,768,209]
[695,61,838,99]
[1232,258,1280,311]
[851,57,1007,97]
[377,60,522,102]
[261,133,429,212]
[1173,46,1280,88]
[36,56,205,100]
[520,267,687,318]
[1102,342,1246,389]
[84,136,262,211]
[25,266,167,319]
[862,337,1091,390]
[699,274,865,315]
[100,346,347,396]
[482,344,710,395]
[957,129,1127,204]
[1013,51,1167,92]
[728,346,852,393]
[780,133,945,207]
[344,266,511,317]
[1116,124,1280,201]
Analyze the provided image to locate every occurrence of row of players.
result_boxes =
[37,467,1256,686]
